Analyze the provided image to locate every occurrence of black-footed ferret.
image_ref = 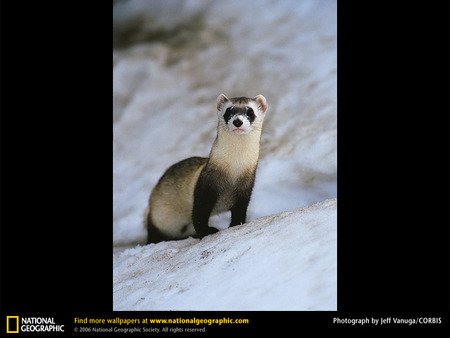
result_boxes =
[145,94,268,244]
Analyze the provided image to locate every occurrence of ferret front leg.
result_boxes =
[192,181,219,238]
[229,194,251,227]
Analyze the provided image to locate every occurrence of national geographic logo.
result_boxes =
[6,316,64,333]
[6,316,19,333]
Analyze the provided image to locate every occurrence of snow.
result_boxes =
[113,0,336,310]
[114,198,336,311]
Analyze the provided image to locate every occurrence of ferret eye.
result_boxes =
[224,107,234,124]
[246,107,255,117]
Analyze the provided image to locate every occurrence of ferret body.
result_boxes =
[145,94,267,244]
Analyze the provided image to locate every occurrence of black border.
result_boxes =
[337,1,450,313]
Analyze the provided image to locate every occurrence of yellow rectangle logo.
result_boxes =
[6,316,19,334]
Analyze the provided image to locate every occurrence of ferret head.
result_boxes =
[216,94,267,135]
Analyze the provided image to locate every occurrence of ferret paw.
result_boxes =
[198,227,219,239]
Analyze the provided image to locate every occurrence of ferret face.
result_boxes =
[216,94,267,135]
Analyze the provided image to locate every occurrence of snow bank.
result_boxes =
[113,198,336,311]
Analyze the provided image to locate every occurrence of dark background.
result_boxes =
[0,1,448,333]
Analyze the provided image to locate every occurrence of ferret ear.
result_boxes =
[216,93,229,111]
[254,95,267,113]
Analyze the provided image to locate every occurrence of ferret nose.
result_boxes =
[233,119,243,127]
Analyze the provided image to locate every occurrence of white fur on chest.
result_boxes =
[209,128,261,181]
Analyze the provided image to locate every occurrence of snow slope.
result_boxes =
[113,0,337,310]
[114,198,336,311]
